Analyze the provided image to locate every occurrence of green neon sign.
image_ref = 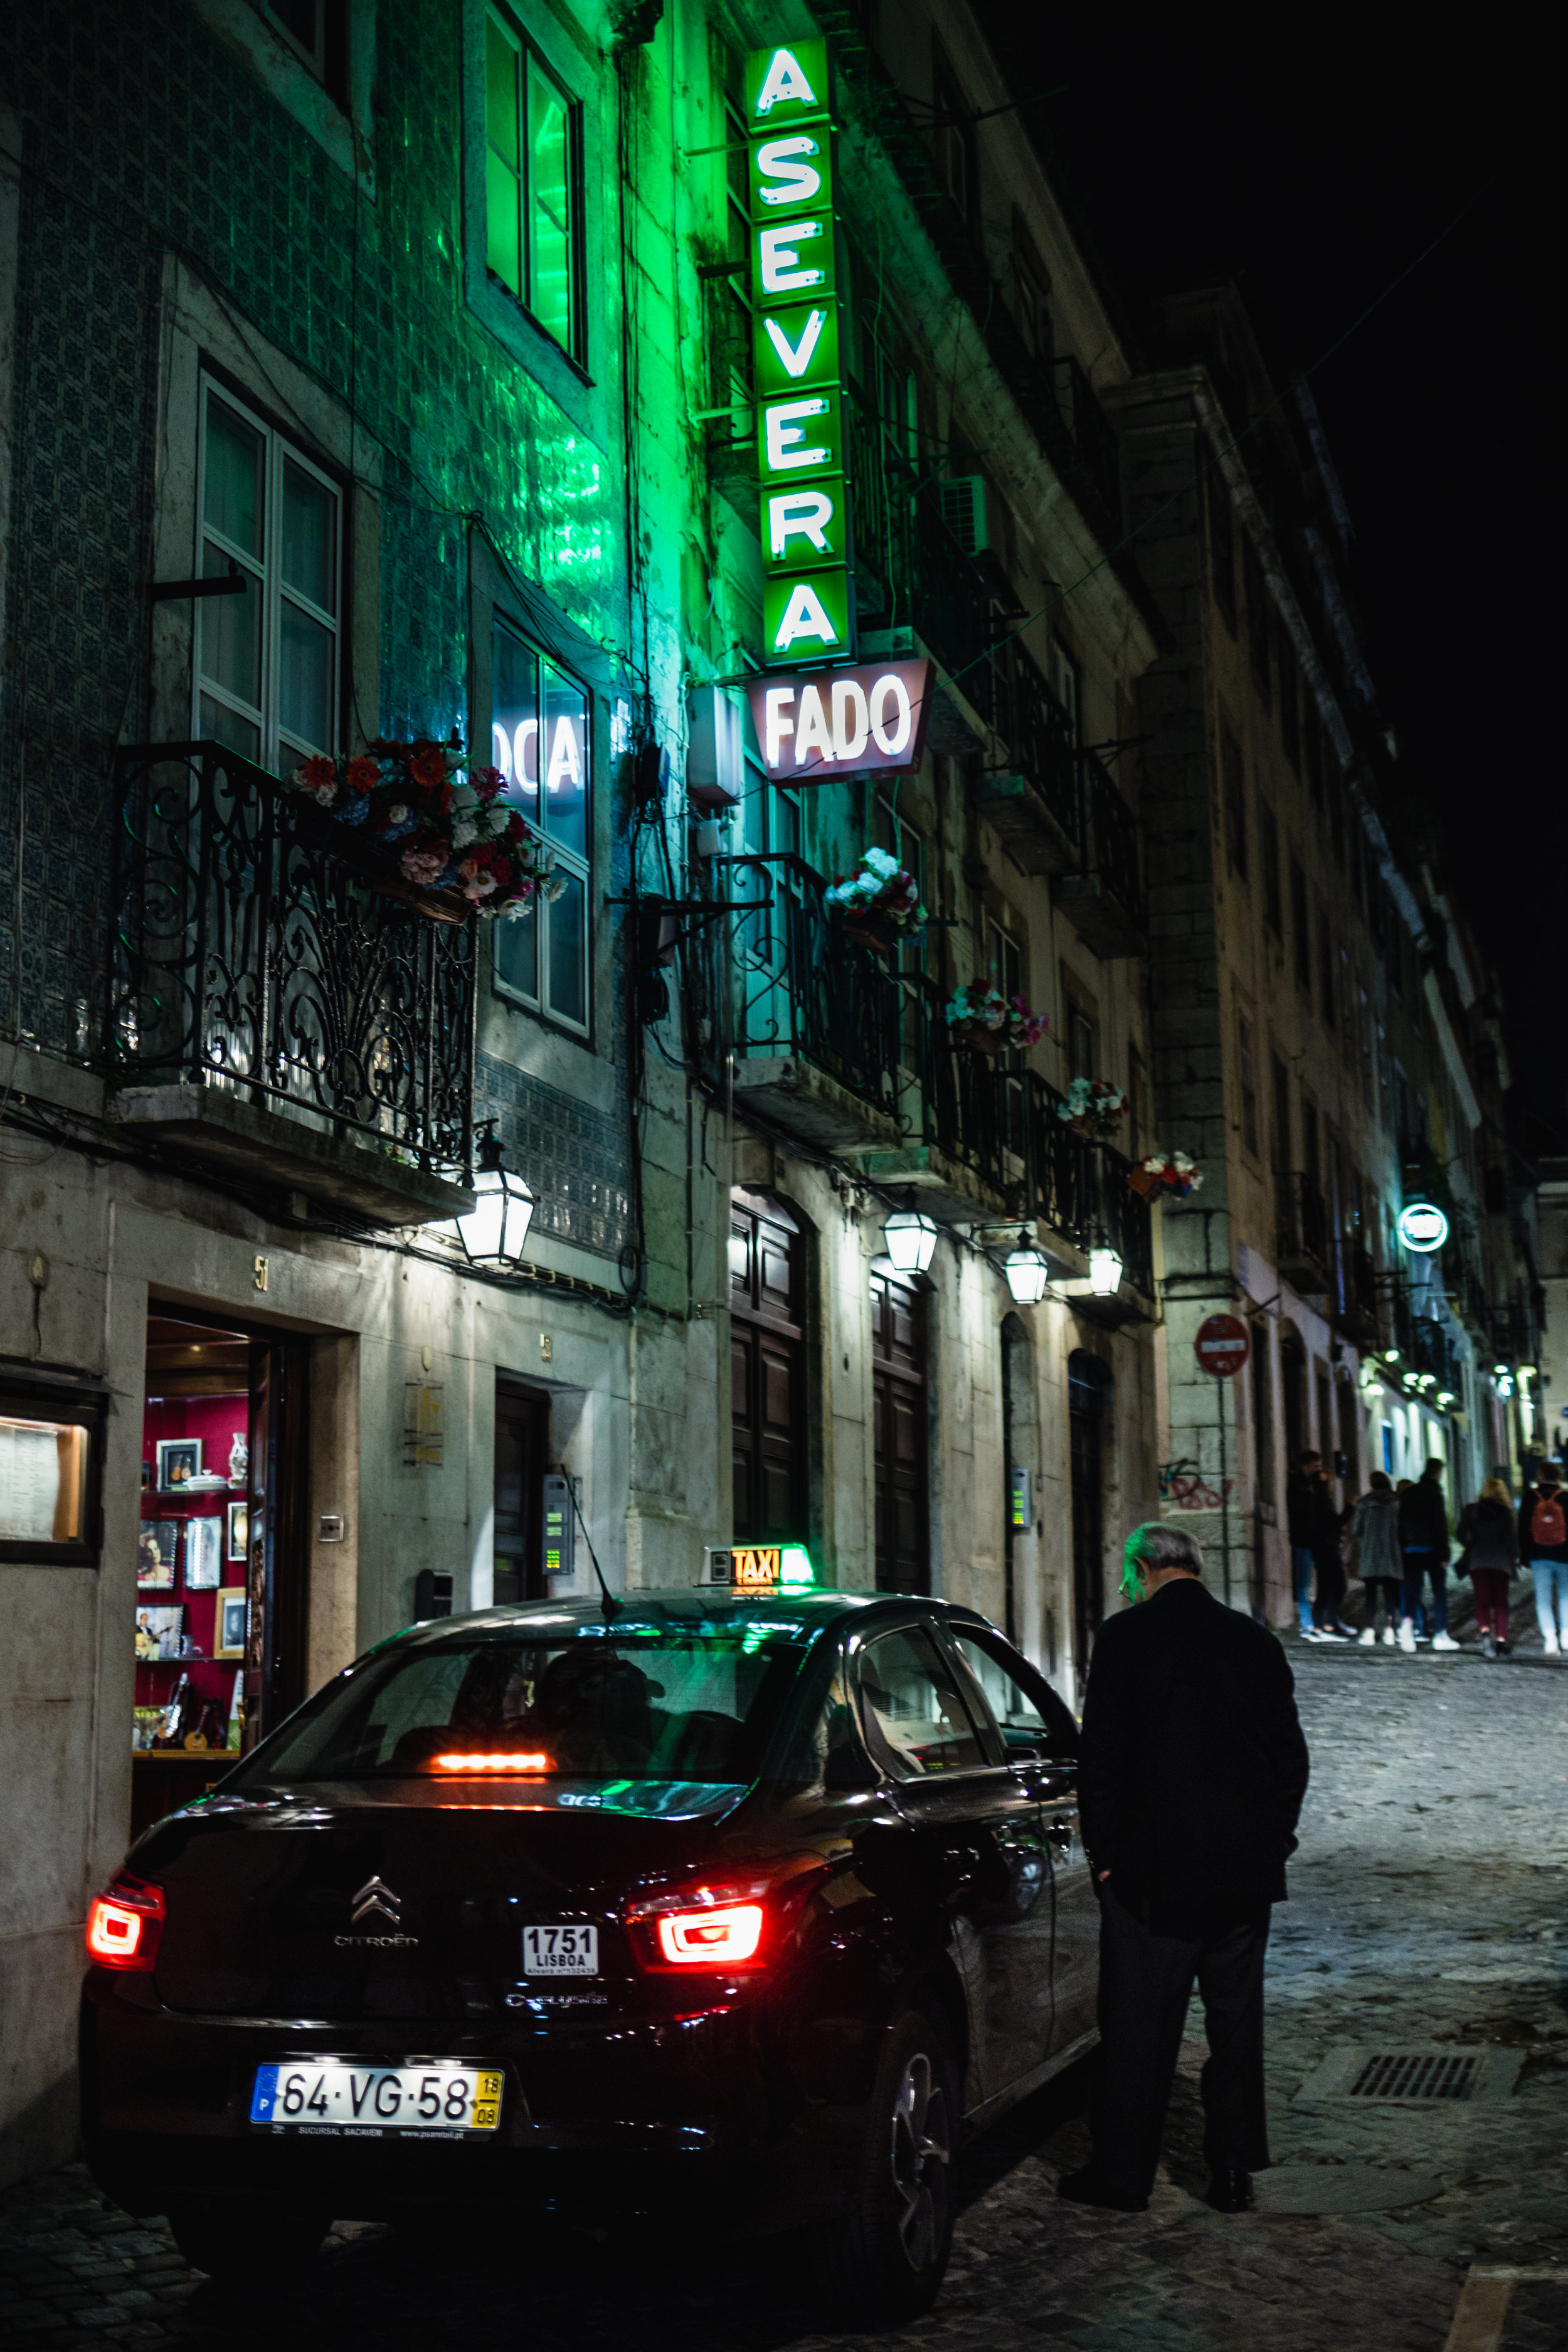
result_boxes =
[746,40,851,668]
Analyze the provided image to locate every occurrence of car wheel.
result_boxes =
[808,2005,956,2322]
[164,2200,331,2279]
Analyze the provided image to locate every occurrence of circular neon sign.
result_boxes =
[1397,1201,1449,1254]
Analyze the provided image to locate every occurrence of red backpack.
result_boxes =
[1531,1490,1567,1549]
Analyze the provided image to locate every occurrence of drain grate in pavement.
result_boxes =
[1348,2052,1478,2100]
[1295,2045,1523,2104]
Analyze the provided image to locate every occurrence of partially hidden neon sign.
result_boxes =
[744,41,850,667]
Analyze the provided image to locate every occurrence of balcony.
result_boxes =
[706,855,904,1153]
[1338,1237,1380,1347]
[978,641,1083,874]
[1053,354,1122,526]
[107,743,477,1226]
[1388,1285,1467,1399]
[1057,752,1146,957]
[1277,1171,1330,1291]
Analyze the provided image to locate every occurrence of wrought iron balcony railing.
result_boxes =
[1024,1074,1155,1298]
[1277,1170,1330,1286]
[993,638,1083,852]
[109,742,477,1185]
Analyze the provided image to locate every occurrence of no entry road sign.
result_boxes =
[1194,1313,1250,1378]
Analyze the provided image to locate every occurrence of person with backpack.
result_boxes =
[1456,1478,1519,1659]
[1518,1465,1568,1656]
[1398,1457,1458,1652]
[1351,1471,1403,1645]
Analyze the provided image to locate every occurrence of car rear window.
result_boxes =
[234,1620,812,1786]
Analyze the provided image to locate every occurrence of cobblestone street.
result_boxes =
[4,1639,1567,2352]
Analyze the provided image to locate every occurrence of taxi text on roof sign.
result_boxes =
[744,42,850,669]
[702,1544,815,1589]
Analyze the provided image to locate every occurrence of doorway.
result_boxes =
[1280,1327,1306,1476]
[135,1308,309,1838]
[494,1381,550,1602]
[871,1263,928,1593]
[1067,1350,1113,1676]
[730,1189,808,1543]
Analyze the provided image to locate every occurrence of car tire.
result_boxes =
[164,2200,331,2280]
[807,2004,957,2323]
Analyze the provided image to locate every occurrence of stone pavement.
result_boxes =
[3,1638,1567,2351]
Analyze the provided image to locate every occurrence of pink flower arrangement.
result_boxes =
[284,738,564,918]
[945,983,1048,1049]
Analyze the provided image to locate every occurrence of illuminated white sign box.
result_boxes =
[744,658,934,785]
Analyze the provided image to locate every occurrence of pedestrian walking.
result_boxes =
[1351,1471,1403,1645]
[1456,1479,1518,1659]
[1061,1522,1310,2217]
[1308,1456,1353,1640]
[1286,1449,1321,1638]
[1518,1463,1568,1656]
[1399,1457,1458,1651]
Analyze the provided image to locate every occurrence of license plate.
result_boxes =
[522,1924,598,1976]
[249,2063,503,2137]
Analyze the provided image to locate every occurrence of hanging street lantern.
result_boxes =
[435,1121,535,1269]
[881,1202,940,1274]
[1003,1248,1050,1305]
[1088,1243,1123,1296]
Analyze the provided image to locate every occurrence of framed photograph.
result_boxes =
[184,1514,223,1589]
[156,1438,203,1492]
[135,1604,184,1661]
[226,1498,249,1562]
[215,1586,248,1659]
[136,1520,181,1589]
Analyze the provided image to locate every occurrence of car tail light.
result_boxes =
[625,1853,825,1973]
[434,1752,551,1773]
[85,1874,166,1970]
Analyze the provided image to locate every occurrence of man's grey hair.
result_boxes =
[1125,1522,1205,1577]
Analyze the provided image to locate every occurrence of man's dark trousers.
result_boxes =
[1089,1888,1271,2202]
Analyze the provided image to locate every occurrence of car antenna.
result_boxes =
[563,1470,619,1622]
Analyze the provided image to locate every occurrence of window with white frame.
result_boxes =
[247,0,349,103]
[485,4,583,361]
[195,381,341,771]
[490,618,591,1036]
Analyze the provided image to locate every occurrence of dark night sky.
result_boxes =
[1003,19,1556,1148]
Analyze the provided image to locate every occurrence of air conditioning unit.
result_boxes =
[938,474,988,557]
[686,686,744,812]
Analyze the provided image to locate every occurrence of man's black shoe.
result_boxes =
[1207,2168,1253,2213]
[1056,2165,1148,2213]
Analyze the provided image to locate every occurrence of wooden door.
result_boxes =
[494,1383,550,1602]
[871,1267,928,1593]
[730,1191,807,1543]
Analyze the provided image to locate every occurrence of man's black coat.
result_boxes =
[1079,1577,1310,1931]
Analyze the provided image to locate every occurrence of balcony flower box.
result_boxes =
[1057,1076,1128,1143]
[1130,1149,1202,1200]
[284,739,566,920]
[945,983,1047,1054]
[825,847,926,959]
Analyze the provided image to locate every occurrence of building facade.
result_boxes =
[1116,287,1541,1612]
[0,0,1181,2181]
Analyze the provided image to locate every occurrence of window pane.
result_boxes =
[540,659,588,856]
[487,149,521,294]
[527,58,573,346]
[279,599,334,752]
[494,902,539,1004]
[199,543,261,711]
[485,16,520,166]
[281,460,335,613]
[492,624,539,830]
[199,691,260,763]
[546,867,586,1029]
[857,1628,984,1778]
[203,398,263,557]
[953,1636,1049,1752]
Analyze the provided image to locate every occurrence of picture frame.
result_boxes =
[156,1438,202,1491]
[226,1498,249,1562]
[184,1513,223,1589]
[215,1586,248,1659]
[135,1604,184,1661]
[136,1520,181,1589]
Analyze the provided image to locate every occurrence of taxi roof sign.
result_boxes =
[702,1544,815,1589]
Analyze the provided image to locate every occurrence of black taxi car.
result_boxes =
[82,1586,1097,2319]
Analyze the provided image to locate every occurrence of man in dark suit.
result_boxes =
[1059,1520,1310,2215]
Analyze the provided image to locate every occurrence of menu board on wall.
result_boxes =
[0,1419,66,1542]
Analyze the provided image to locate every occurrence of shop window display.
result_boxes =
[137,1327,250,1764]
